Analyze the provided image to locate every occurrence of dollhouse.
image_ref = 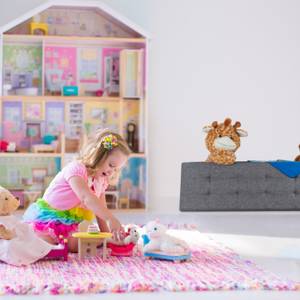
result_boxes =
[0,0,149,210]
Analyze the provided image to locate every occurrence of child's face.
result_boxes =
[97,149,128,178]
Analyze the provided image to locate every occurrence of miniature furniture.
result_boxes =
[118,197,130,209]
[72,232,112,259]
[0,2,149,211]
[29,22,48,35]
[72,220,112,259]
[180,162,300,211]
[105,190,119,209]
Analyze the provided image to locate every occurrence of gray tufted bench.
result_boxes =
[180,162,300,211]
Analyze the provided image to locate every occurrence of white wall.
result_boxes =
[1,0,300,212]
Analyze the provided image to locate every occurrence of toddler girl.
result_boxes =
[23,129,131,252]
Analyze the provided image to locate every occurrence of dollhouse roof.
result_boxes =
[0,0,150,38]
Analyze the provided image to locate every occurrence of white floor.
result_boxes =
[5,211,300,300]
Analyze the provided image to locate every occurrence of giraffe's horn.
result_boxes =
[224,118,231,126]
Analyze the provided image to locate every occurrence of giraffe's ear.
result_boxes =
[236,129,248,137]
[203,126,212,133]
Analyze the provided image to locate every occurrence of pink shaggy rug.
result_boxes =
[0,228,299,295]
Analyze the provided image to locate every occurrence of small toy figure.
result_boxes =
[142,221,191,262]
[203,118,248,165]
[295,144,300,161]
[0,186,62,266]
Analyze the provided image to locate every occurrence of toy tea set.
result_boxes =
[72,220,191,262]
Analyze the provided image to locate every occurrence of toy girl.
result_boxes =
[23,129,131,252]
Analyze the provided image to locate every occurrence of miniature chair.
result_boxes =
[118,197,130,209]
[105,190,119,209]
[30,22,48,35]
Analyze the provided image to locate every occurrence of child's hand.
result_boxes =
[107,218,125,242]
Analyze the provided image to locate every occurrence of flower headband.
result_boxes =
[101,134,118,150]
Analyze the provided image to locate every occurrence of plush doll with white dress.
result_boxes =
[0,186,56,266]
[143,221,189,254]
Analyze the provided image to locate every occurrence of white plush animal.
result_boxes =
[143,221,189,254]
[123,226,139,244]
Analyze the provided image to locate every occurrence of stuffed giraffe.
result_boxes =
[203,118,248,165]
[295,144,300,161]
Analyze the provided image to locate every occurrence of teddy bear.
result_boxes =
[0,186,55,266]
[295,144,300,162]
[142,221,189,254]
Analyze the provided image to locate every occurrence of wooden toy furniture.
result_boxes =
[72,220,112,259]
[72,231,112,260]
[29,22,48,35]
[105,190,119,209]
[0,1,149,211]
[118,197,130,209]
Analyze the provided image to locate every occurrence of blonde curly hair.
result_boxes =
[78,129,131,178]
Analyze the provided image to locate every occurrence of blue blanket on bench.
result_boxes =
[268,161,300,178]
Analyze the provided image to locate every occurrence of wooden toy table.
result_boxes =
[72,232,112,259]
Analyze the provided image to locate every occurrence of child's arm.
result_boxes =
[96,194,110,232]
[68,176,123,239]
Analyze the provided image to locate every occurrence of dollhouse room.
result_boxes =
[1,1,300,300]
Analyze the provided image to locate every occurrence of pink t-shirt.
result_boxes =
[43,160,109,210]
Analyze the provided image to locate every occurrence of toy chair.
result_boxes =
[105,190,119,209]
[30,22,48,35]
[118,197,130,209]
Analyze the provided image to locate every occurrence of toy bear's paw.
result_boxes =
[0,224,15,240]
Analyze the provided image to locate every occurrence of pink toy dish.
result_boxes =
[107,242,136,256]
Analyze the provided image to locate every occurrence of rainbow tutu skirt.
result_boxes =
[23,198,94,241]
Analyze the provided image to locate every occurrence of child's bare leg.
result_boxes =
[36,233,57,245]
